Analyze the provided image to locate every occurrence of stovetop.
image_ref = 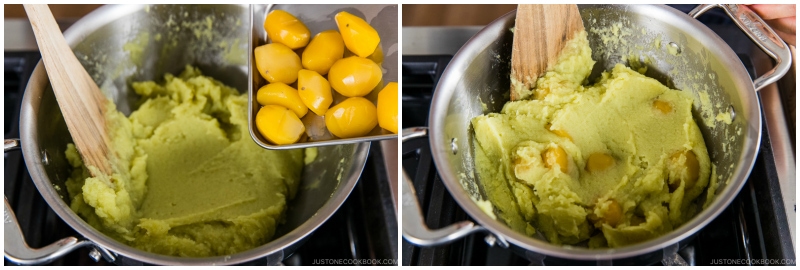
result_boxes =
[401,6,795,266]
[3,51,397,266]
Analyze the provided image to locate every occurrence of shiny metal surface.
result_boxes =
[4,19,76,51]
[380,139,399,213]
[659,244,688,266]
[689,4,792,91]
[87,248,101,262]
[4,197,92,265]
[753,50,797,246]
[5,139,20,151]
[16,4,369,265]
[400,127,494,246]
[418,4,775,260]
[402,26,483,55]
[660,251,689,266]
[248,4,398,150]
[4,140,100,265]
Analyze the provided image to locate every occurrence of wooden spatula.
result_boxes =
[24,4,114,185]
[510,4,584,101]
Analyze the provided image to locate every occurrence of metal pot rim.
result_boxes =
[18,4,370,265]
[427,4,762,260]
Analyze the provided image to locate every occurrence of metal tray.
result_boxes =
[248,4,398,149]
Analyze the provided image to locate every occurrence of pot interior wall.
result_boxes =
[29,4,362,249]
[71,5,250,115]
[579,5,753,199]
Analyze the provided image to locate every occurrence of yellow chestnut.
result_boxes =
[546,123,572,141]
[589,199,623,228]
[302,30,344,75]
[586,153,615,173]
[377,82,398,134]
[255,105,305,145]
[328,56,382,97]
[254,43,302,84]
[264,10,310,49]
[335,11,380,58]
[325,97,378,138]
[367,43,384,64]
[653,99,672,114]
[668,150,700,191]
[297,69,333,116]
[541,145,568,173]
[256,83,308,118]
[534,87,550,100]
[601,200,623,227]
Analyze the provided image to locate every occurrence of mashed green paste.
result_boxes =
[472,31,710,248]
[66,66,303,257]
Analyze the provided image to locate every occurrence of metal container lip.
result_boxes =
[428,4,761,260]
[20,4,370,265]
[246,4,398,150]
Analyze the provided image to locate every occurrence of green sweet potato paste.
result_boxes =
[472,31,711,248]
[66,66,303,257]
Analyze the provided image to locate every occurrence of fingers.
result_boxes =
[763,17,796,46]
[745,4,796,20]
[765,17,797,35]
[774,30,796,46]
[743,5,796,46]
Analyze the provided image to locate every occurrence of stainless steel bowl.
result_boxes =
[403,4,791,263]
[6,4,370,265]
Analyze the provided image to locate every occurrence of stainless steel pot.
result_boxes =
[5,4,369,265]
[402,4,792,263]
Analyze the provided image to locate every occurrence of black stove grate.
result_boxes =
[3,52,397,266]
[400,53,795,266]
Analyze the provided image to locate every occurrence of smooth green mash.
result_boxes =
[66,66,303,257]
[472,31,710,248]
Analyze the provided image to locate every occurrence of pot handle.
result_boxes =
[4,138,95,265]
[689,4,793,91]
[401,127,496,246]
[4,197,92,265]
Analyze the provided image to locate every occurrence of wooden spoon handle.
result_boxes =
[24,4,112,176]
[510,4,583,101]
